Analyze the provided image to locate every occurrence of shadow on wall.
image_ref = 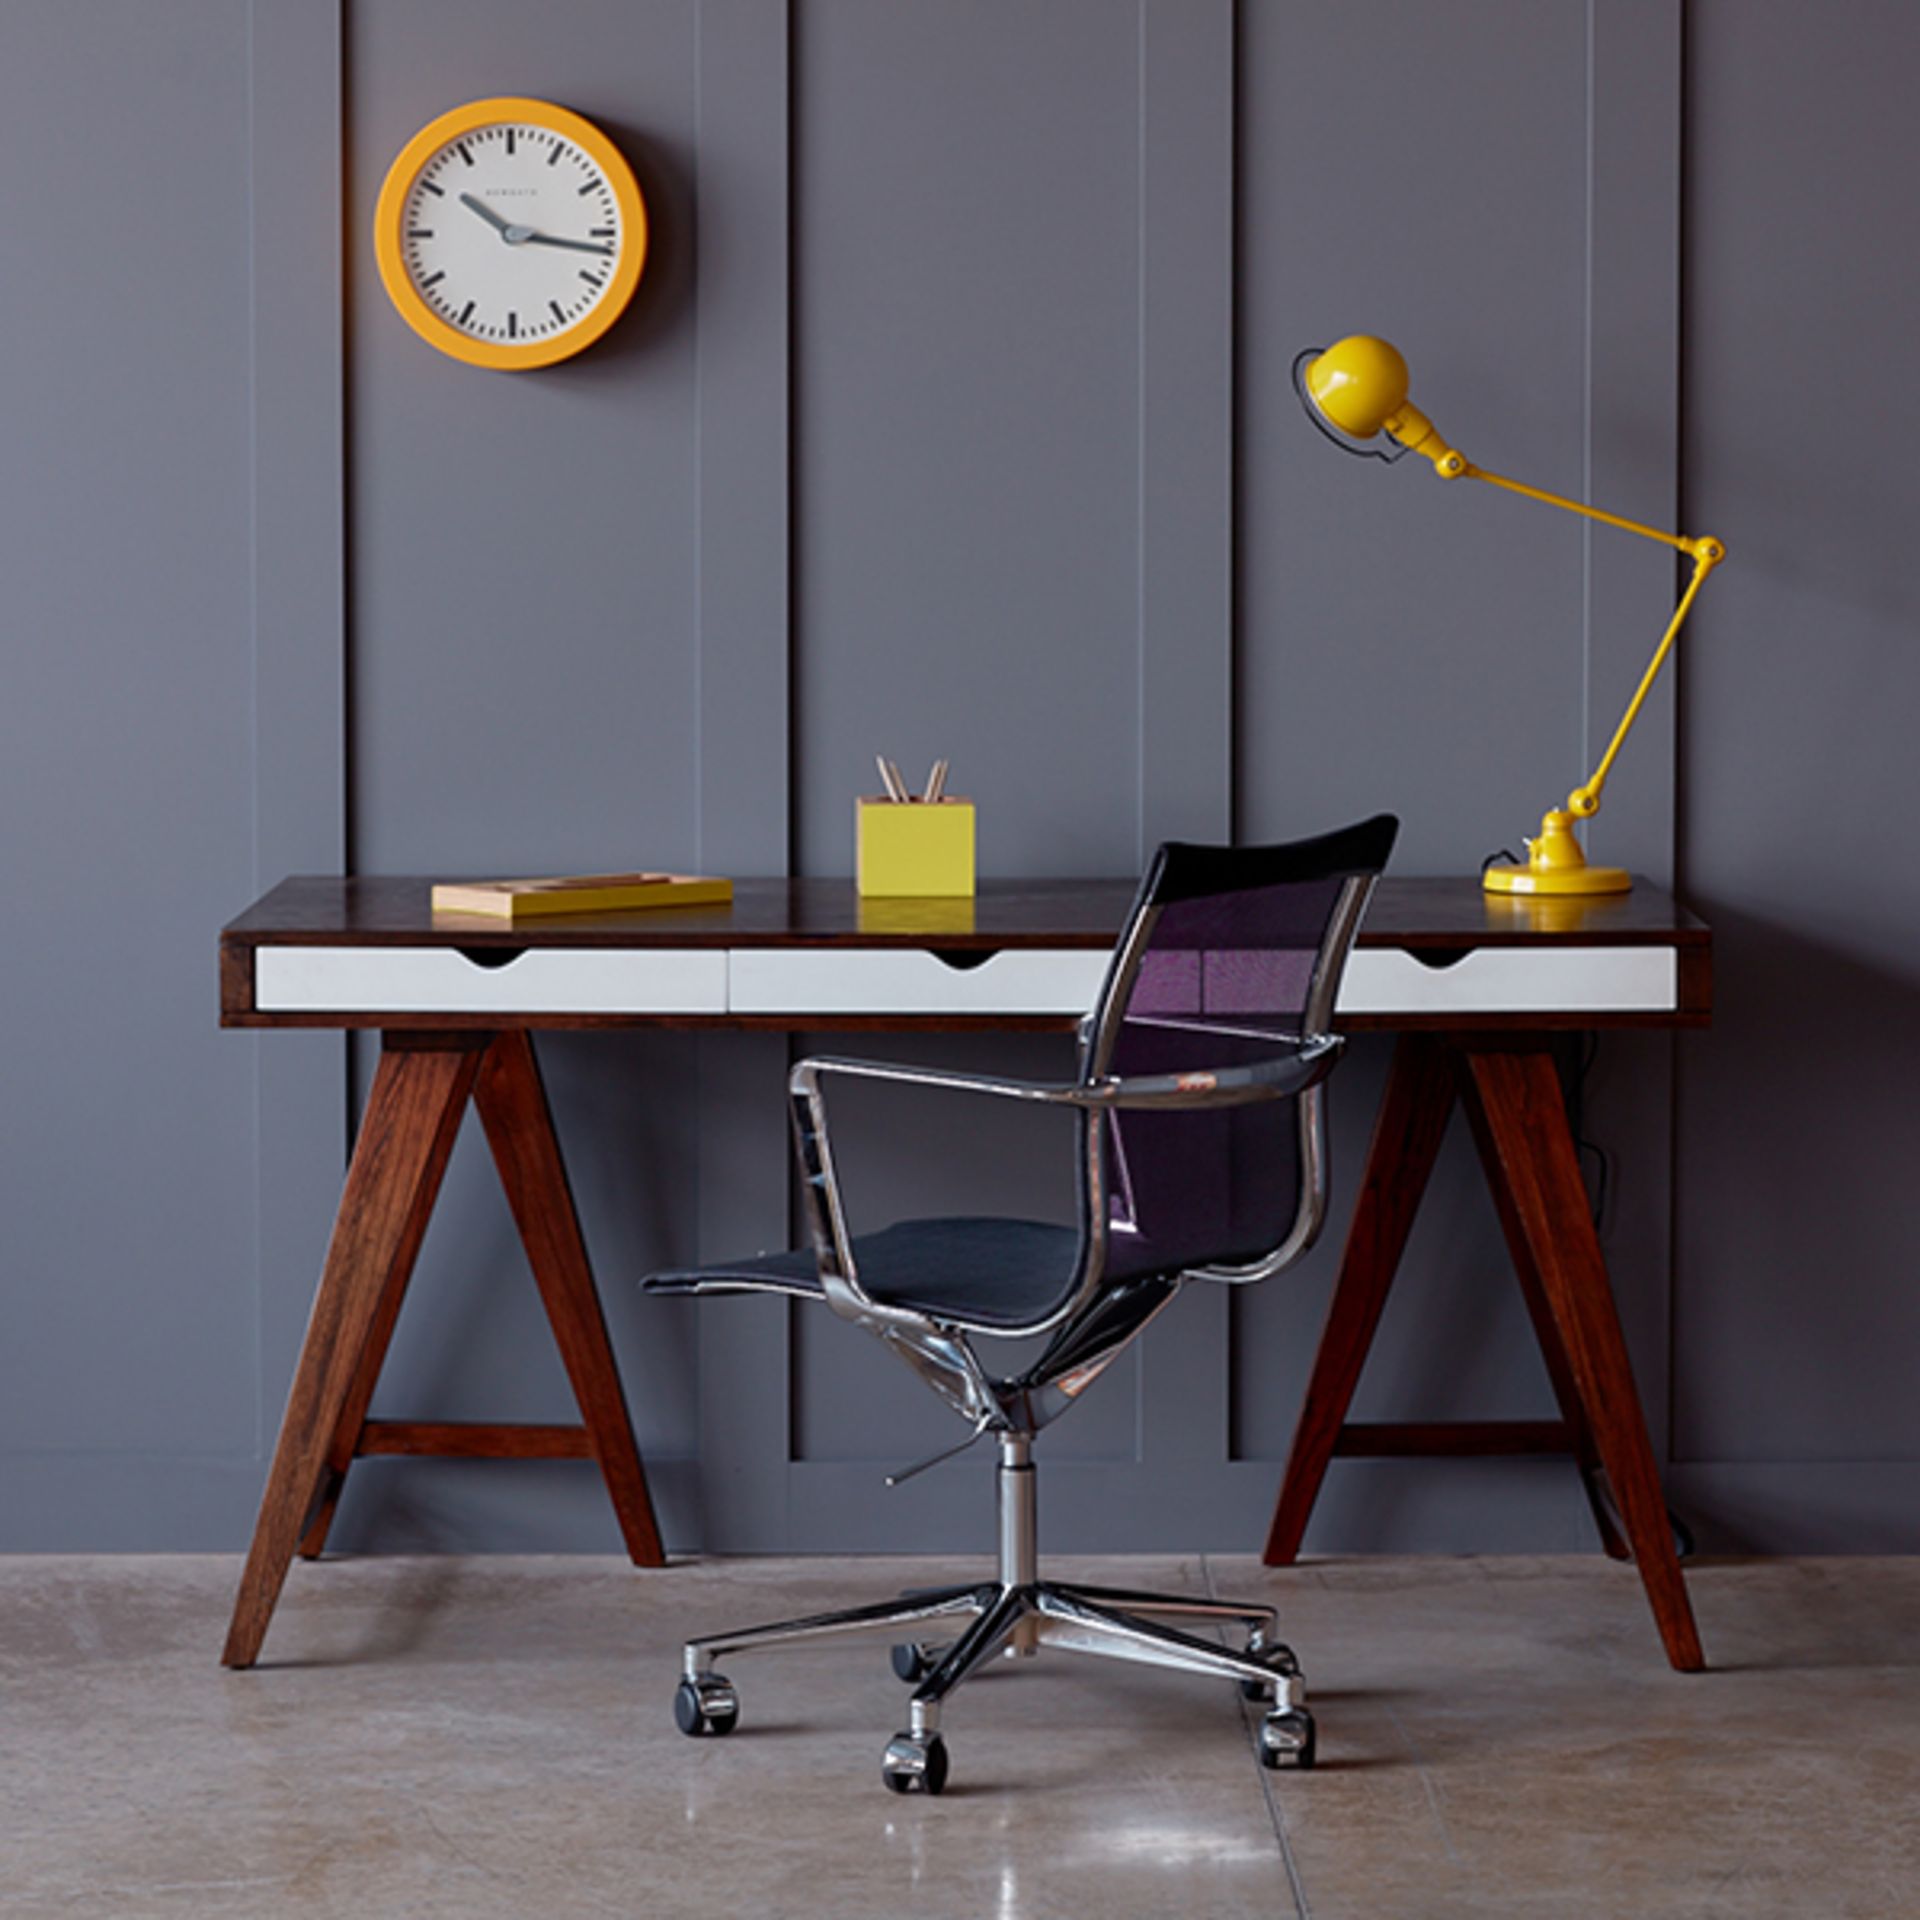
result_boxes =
[546,118,694,376]
[1673,897,1920,1536]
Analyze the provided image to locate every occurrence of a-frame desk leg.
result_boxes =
[1459,1043,1702,1670]
[470,1031,663,1568]
[1261,1036,1457,1569]
[224,1034,482,1667]
[1261,1033,1704,1673]
[224,1030,663,1670]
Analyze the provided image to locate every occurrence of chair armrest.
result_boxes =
[790,1055,1089,1107]
[786,1036,1342,1326]
[791,1033,1340,1113]
[1090,1034,1343,1110]
[785,1056,1087,1330]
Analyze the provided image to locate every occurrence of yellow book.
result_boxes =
[430,872,734,920]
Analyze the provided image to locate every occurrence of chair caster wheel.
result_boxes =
[881,1730,949,1795]
[1238,1634,1301,1701]
[891,1641,936,1684]
[674,1674,739,1737]
[1259,1707,1316,1770]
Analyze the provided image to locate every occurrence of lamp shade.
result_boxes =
[1302,335,1412,441]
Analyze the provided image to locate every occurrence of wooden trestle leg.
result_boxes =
[1261,1033,1704,1673]
[224,1035,483,1667]
[224,1030,663,1670]
[1458,1044,1703,1670]
[471,1032,663,1568]
[1262,1036,1457,1568]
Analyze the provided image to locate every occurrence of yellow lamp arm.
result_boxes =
[1415,446,1726,820]
[1566,537,1720,817]
[1366,375,1728,895]
[1465,462,1703,559]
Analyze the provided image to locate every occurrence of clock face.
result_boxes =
[375,98,648,369]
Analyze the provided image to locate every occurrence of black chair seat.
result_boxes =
[644,1216,1081,1331]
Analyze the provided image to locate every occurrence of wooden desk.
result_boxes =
[219,876,1709,1670]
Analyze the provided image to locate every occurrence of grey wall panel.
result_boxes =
[1139,0,1235,854]
[0,3,259,1503]
[330,0,714,1551]
[793,0,1147,882]
[1676,0,1920,1499]
[347,5,703,883]
[1237,0,1591,873]
[1229,0,1628,1549]
[781,0,1240,1545]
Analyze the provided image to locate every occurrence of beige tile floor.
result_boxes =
[2,1553,1917,1918]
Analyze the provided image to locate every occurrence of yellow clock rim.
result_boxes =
[374,95,648,371]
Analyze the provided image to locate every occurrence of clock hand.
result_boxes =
[520,231,615,257]
[459,193,538,245]
[458,191,516,237]
[458,194,601,253]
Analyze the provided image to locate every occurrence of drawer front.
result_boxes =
[727,947,1111,1016]
[250,941,1677,1019]
[253,946,728,1015]
[1338,945,1677,1016]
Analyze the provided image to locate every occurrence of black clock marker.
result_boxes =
[507,311,518,338]
[577,180,599,196]
[505,128,516,156]
[408,228,434,239]
[549,300,568,325]
[420,179,444,197]
[589,227,615,238]
[548,141,564,166]
[456,141,475,167]
[420,270,445,289]
[458,300,475,326]
[580,270,605,288]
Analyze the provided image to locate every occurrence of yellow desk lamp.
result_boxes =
[1296,335,1724,896]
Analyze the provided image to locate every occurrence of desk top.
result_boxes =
[221,876,1709,1035]
[225,875,1708,953]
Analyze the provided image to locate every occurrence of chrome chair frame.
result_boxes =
[665,845,1385,1792]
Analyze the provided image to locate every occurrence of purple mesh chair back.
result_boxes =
[1083,818,1397,1284]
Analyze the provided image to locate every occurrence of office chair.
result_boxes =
[643,815,1398,1794]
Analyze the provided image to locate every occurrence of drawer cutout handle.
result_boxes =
[1405,946,1473,971]
[455,946,529,971]
[931,948,1000,972]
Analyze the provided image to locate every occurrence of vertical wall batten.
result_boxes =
[691,0,797,1552]
[248,0,353,1469]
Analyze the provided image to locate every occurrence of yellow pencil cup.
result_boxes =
[857,797,976,897]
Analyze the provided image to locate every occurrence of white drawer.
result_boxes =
[254,946,728,1015]
[1338,945,1676,1016]
[727,947,1111,1016]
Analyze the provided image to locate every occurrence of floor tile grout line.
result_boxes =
[1202,1550,1313,1920]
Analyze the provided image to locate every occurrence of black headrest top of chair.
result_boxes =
[1145,814,1399,908]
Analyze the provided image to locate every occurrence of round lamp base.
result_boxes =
[1482,861,1632,897]
[1483,809,1633,896]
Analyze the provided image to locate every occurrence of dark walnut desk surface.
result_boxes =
[218,876,1710,1672]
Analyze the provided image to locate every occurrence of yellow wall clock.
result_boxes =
[374,97,648,370]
